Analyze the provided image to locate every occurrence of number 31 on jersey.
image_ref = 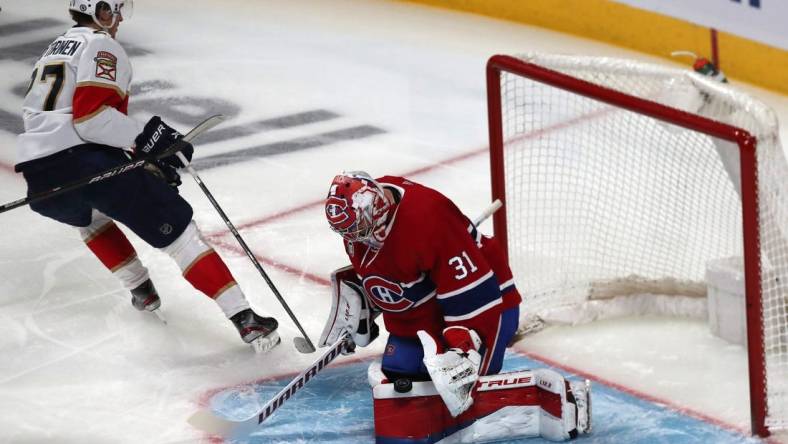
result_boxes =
[449,251,478,280]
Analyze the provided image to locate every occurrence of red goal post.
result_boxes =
[486,54,787,437]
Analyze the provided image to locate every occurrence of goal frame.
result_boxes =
[486,54,768,437]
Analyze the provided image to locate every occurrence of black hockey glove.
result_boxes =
[134,116,194,168]
[144,161,182,188]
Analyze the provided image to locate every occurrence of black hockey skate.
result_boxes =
[130,279,161,312]
[230,309,280,353]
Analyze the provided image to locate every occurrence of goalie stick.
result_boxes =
[474,198,502,226]
[0,115,225,215]
[175,151,317,354]
[186,200,504,436]
[187,332,352,436]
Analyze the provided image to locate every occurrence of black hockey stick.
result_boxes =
[175,151,317,354]
[0,115,225,215]
[187,332,351,436]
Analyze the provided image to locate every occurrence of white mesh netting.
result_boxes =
[495,54,788,431]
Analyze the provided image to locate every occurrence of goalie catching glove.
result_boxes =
[417,326,482,417]
[319,266,380,353]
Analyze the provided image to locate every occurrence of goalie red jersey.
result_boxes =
[326,173,521,375]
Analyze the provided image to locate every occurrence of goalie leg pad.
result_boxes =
[535,369,592,440]
[569,379,592,435]
[370,366,591,443]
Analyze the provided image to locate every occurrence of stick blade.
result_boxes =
[182,114,226,143]
[293,337,316,354]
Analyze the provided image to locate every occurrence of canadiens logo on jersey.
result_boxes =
[361,274,438,313]
[94,51,118,81]
[363,276,413,312]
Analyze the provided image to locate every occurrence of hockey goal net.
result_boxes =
[487,54,787,437]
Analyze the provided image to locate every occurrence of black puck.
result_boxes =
[394,378,412,393]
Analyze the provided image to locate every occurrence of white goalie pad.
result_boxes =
[319,265,379,350]
[534,369,592,440]
[371,365,592,442]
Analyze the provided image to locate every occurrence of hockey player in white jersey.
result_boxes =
[15,0,280,352]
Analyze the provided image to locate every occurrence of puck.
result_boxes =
[394,378,412,393]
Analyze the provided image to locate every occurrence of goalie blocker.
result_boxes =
[369,360,591,443]
[318,265,381,352]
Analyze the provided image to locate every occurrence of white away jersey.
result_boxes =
[16,26,143,165]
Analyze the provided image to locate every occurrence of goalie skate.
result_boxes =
[570,379,592,435]
[231,309,281,353]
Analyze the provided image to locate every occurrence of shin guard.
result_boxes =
[80,211,148,290]
[162,221,249,317]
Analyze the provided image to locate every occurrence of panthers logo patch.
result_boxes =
[94,51,117,81]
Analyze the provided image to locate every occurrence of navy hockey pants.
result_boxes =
[20,144,193,248]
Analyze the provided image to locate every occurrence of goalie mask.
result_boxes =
[69,0,134,28]
[325,171,391,244]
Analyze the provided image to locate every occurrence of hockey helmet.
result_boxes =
[325,171,391,243]
[68,0,133,24]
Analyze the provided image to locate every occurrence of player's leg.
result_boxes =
[82,148,279,349]
[21,147,162,312]
[20,149,163,309]
[380,334,432,382]
[478,305,519,375]
[21,149,95,229]
[160,219,278,346]
[79,209,159,311]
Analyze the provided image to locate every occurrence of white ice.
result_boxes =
[0,0,787,443]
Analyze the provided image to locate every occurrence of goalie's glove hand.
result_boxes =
[133,116,194,168]
[440,326,483,388]
[418,327,482,417]
[144,160,182,188]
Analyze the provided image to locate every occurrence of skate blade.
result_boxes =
[250,331,281,353]
[150,308,167,324]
